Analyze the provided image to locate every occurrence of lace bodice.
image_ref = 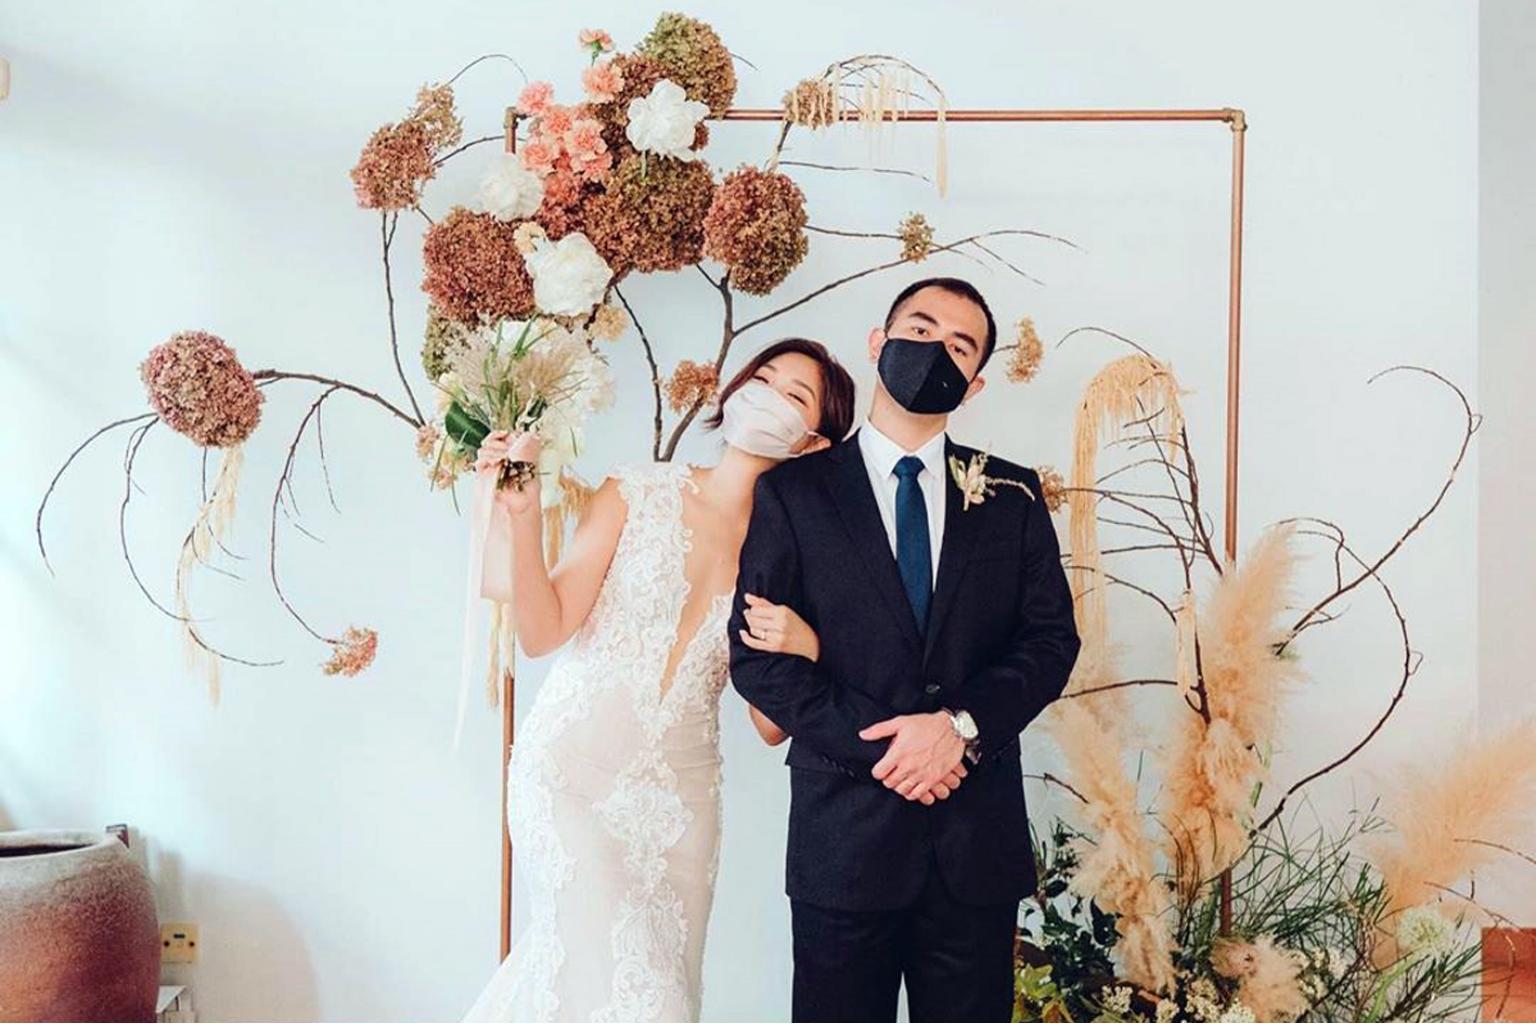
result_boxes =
[567,460,734,737]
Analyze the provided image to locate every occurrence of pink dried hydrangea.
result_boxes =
[535,167,592,239]
[322,626,378,677]
[420,207,536,323]
[350,120,436,211]
[139,330,265,448]
[349,83,461,211]
[667,360,718,412]
[703,166,809,294]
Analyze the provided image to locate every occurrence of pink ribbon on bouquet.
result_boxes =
[453,471,517,750]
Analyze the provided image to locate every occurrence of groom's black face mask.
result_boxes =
[877,337,972,415]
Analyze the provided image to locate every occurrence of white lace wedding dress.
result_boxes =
[464,462,734,1023]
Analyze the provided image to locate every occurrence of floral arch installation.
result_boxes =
[488,102,1252,959]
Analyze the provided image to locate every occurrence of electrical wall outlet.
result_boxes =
[160,923,198,964]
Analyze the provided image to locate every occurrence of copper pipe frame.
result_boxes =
[497,105,1249,956]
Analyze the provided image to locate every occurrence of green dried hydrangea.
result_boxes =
[636,12,737,117]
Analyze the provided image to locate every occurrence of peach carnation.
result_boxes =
[517,81,554,117]
[582,59,625,104]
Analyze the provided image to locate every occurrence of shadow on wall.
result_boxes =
[146,836,320,1022]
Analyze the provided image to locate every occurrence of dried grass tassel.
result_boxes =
[174,444,245,703]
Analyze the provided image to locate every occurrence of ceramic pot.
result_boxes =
[0,829,160,1022]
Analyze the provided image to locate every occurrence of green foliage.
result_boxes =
[1016,810,1491,1022]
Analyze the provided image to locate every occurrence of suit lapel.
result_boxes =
[923,439,986,664]
[821,434,924,652]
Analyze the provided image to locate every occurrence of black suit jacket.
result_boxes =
[729,433,1081,911]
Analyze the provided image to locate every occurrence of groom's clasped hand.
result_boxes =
[739,590,969,804]
[860,710,968,804]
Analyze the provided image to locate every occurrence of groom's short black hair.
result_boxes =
[884,277,999,370]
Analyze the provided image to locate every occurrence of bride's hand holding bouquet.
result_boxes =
[476,430,544,518]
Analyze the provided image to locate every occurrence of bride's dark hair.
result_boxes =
[704,338,857,442]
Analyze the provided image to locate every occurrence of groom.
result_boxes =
[729,277,1081,1022]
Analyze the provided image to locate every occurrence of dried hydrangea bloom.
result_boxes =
[589,301,628,342]
[350,120,436,211]
[783,77,839,128]
[1007,316,1044,384]
[898,212,934,262]
[140,330,265,448]
[703,166,808,295]
[535,167,592,240]
[422,305,472,380]
[666,360,718,412]
[322,626,378,677]
[584,153,715,275]
[636,12,737,116]
[350,83,461,211]
[1036,465,1066,513]
[415,422,441,460]
[420,207,536,323]
[410,83,463,153]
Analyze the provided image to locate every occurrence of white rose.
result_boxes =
[625,79,708,162]
[523,231,613,317]
[477,154,546,222]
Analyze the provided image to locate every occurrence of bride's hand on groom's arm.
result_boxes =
[738,593,820,662]
[860,714,968,805]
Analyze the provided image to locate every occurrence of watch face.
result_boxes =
[952,711,979,741]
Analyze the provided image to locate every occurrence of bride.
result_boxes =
[463,338,857,1023]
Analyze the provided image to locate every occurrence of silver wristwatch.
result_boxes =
[945,708,981,763]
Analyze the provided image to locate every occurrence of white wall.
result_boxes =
[1478,0,1536,926]
[0,2,1489,1020]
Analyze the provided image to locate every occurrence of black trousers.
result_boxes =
[790,865,1017,1023]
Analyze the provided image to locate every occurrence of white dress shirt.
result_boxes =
[857,422,947,586]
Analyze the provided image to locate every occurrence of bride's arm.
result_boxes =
[748,705,788,746]
[479,432,625,657]
[737,595,817,746]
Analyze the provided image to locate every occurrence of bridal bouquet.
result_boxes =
[422,315,613,505]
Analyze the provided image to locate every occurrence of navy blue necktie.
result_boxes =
[893,455,932,631]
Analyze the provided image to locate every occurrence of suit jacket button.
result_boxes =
[924,683,942,695]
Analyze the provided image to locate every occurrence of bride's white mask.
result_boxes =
[719,379,817,459]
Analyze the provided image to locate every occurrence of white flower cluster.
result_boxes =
[521,229,613,317]
[1396,904,1461,961]
[477,154,546,221]
[625,79,707,161]
[1103,985,1133,1017]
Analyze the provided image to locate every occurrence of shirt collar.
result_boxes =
[859,420,948,481]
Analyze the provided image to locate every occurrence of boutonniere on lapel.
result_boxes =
[947,452,1036,511]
